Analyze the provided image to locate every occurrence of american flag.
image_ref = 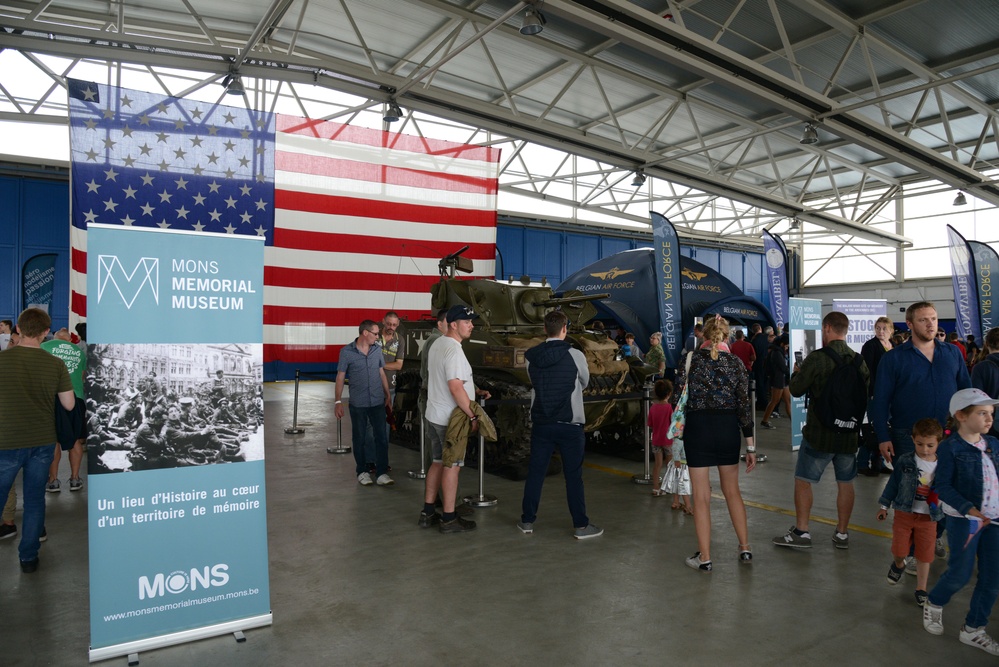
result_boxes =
[68,81,499,368]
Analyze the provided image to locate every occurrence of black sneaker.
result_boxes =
[439,516,476,534]
[685,552,712,572]
[20,558,39,574]
[887,561,904,585]
[915,589,928,607]
[0,523,16,540]
[418,511,441,528]
[760,421,776,430]
[39,527,47,543]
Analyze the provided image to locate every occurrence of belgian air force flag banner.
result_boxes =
[68,80,271,662]
[946,225,982,340]
[762,230,789,333]
[970,240,999,335]
[650,212,682,368]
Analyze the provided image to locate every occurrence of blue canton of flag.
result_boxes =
[68,79,275,242]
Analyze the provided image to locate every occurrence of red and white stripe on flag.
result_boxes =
[266,115,499,364]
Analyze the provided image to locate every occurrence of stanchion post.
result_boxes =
[633,382,653,484]
[408,405,428,479]
[285,369,306,434]
[327,409,351,454]
[744,377,767,463]
[464,396,497,507]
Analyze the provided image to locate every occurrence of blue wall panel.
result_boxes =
[565,233,600,276]
[496,225,524,280]
[524,228,563,284]
[0,176,71,331]
[601,237,634,258]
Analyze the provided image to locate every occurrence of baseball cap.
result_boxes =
[446,305,478,323]
[949,388,999,416]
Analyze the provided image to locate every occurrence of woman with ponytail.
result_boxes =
[679,314,756,572]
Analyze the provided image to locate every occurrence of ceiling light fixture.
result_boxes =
[954,190,968,206]
[520,7,546,35]
[800,123,818,145]
[222,71,245,96]
[789,218,800,230]
[631,171,646,187]
[383,101,403,123]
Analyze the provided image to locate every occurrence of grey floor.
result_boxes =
[2,381,992,666]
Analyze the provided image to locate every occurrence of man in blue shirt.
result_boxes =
[870,301,970,465]
[335,320,392,486]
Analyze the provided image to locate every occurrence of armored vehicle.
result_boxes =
[394,247,656,478]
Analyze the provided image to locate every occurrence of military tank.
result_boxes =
[393,247,657,478]
[396,246,656,478]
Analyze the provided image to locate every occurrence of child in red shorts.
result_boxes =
[877,418,943,606]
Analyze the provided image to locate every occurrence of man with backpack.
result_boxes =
[773,311,870,550]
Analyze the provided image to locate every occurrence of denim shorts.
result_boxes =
[428,421,464,468]
[794,439,857,483]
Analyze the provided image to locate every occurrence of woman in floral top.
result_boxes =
[681,315,757,572]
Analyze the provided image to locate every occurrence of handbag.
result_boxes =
[661,463,691,495]
[666,352,694,440]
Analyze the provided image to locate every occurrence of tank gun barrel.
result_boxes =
[539,293,610,308]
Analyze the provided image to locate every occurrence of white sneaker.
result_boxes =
[961,626,999,655]
[376,474,394,486]
[357,472,373,486]
[904,555,917,575]
[923,603,944,636]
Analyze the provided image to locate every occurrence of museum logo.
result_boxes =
[138,563,230,600]
[97,255,159,308]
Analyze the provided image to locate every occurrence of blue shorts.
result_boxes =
[794,439,857,483]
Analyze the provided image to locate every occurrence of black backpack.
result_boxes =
[807,347,867,433]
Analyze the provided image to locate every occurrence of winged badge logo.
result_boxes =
[590,267,634,280]
[681,268,708,281]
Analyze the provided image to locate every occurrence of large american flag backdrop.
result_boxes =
[68,80,499,375]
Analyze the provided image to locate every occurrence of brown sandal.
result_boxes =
[682,504,693,515]
[671,501,681,510]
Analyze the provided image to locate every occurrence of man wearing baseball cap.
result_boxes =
[420,305,488,533]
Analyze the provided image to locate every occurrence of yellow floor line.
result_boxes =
[584,461,892,539]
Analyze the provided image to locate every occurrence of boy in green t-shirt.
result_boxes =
[42,328,87,492]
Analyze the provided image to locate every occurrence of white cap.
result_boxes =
[949,388,999,417]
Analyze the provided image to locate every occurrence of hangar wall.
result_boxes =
[496,219,769,306]
[0,172,72,332]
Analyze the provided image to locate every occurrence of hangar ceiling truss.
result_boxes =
[1,0,998,252]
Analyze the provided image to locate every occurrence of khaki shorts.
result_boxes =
[428,421,465,468]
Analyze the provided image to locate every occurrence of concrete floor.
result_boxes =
[3,381,993,666]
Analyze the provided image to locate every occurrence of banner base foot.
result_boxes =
[128,653,139,666]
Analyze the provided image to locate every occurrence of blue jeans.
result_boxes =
[928,518,999,629]
[0,445,55,563]
[890,427,915,459]
[349,404,388,477]
[521,422,589,528]
[364,389,395,466]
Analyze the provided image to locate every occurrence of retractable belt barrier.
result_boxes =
[464,396,498,508]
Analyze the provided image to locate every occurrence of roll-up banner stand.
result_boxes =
[832,299,888,353]
[85,226,270,661]
[789,297,823,451]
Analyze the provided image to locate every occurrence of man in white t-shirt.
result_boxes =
[420,305,486,534]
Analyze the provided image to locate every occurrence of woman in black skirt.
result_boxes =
[681,315,756,572]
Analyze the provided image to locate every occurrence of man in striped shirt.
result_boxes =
[0,308,76,573]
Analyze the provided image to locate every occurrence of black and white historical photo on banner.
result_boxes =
[86,343,264,474]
